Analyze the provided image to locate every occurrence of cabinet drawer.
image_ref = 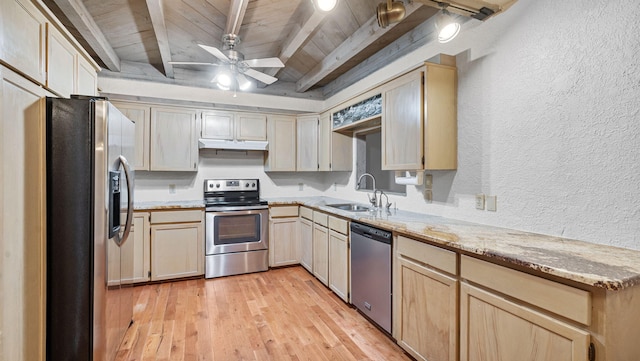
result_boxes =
[313,211,328,227]
[299,206,313,220]
[270,206,298,218]
[397,235,456,275]
[461,255,591,325]
[328,216,348,235]
[150,210,203,224]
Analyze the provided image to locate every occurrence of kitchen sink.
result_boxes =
[326,203,372,212]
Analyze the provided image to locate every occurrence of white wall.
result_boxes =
[133,0,640,251]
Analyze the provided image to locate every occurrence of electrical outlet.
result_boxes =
[169,184,176,194]
[333,182,337,191]
[475,193,485,210]
[486,195,497,212]
[298,183,304,191]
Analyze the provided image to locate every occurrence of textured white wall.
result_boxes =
[135,0,640,250]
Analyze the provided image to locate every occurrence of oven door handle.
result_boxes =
[206,205,269,212]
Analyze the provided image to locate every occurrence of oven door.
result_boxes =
[206,207,269,255]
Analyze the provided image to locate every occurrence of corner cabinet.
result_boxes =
[150,107,199,171]
[269,206,299,267]
[394,235,458,361]
[264,115,296,171]
[382,63,457,170]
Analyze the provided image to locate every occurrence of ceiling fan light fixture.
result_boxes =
[316,0,337,12]
[435,9,460,43]
[216,70,233,87]
[237,73,253,91]
[376,0,406,28]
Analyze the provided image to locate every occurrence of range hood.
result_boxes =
[198,138,269,151]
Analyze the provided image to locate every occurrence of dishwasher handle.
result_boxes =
[351,222,392,244]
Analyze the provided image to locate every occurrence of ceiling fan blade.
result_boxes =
[169,61,219,66]
[198,44,229,62]
[244,68,278,85]
[243,57,284,68]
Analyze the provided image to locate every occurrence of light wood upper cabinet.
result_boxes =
[296,114,319,171]
[382,69,423,170]
[0,0,47,84]
[202,110,267,141]
[319,111,352,171]
[264,115,296,172]
[46,23,75,97]
[112,102,151,171]
[76,55,97,96]
[236,112,267,140]
[202,110,235,140]
[381,63,457,170]
[150,107,199,171]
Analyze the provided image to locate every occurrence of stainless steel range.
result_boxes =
[204,179,269,278]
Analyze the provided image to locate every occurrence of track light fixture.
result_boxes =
[435,7,460,43]
[377,0,406,28]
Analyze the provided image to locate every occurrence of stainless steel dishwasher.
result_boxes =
[350,222,393,334]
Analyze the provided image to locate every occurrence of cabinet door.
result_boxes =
[76,56,97,96]
[296,115,319,171]
[318,112,331,171]
[150,107,198,171]
[460,283,589,361]
[328,230,348,302]
[269,217,299,267]
[299,217,313,273]
[313,224,329,286]
[131,212,150,283]
[0,0,46,84]
[264,115,296,171]
[1,65,47,361]
[113,102,151,171]
[424,63,457,170]
[397,257,457,361]
[382,69,423,170]
[202,110,234,140]
[151,222,204,281]
[46,24,76,97]
[236,112,267,140]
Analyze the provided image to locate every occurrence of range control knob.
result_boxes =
[252,183,256,187]
[208,183,213,189]
[245,183,250,187]
[216,183,221,188]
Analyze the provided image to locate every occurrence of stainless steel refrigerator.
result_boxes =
[46,96,135,361]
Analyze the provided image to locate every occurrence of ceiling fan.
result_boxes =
[170,33,285,89]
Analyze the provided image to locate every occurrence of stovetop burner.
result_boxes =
[203,178,266,208]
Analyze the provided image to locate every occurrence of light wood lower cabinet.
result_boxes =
[269,206,299,267]
[150,210,204,281]
[460,283,589,361]
[312,211,329,286]
[394,235,458,361]
[328,229,348,302]
[299,216,313,272]
[129,212,151,283]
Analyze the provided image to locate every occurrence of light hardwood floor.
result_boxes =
[115,266,412,361]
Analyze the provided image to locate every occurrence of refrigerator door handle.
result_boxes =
[116,155,134,246]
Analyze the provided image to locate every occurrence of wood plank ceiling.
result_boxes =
[43,0,442,99]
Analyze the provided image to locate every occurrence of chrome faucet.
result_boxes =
[356,173,378,208]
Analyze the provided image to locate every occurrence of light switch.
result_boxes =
[486,195,497,212]
[475,194,485,210]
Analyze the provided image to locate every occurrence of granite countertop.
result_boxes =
[266,196,640,291]
[134,200,205,211]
